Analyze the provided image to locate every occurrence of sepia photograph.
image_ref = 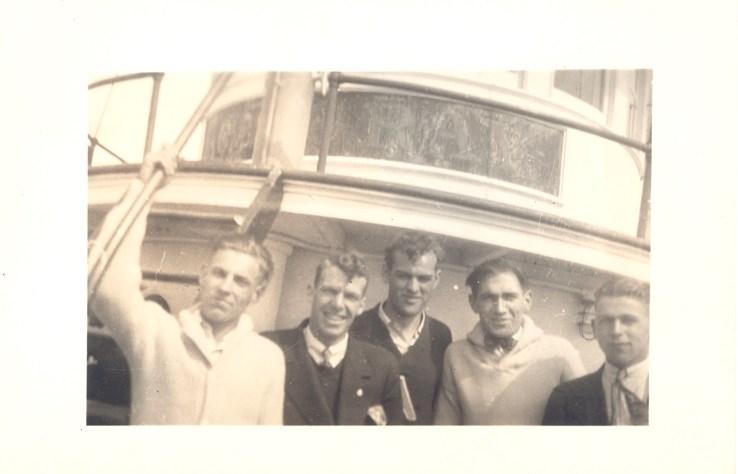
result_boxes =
[87,70,651,426]
[2,1,735,472]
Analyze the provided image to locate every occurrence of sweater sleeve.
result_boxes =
[559,339,587,383]
[433,348,462,425]
[88,180,153,354]
[259,343,286,425]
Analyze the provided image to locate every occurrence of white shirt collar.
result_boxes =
[179,306,252,363]
[303,323,349,367]
[378,302,426,354]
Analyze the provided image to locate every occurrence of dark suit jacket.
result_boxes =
[350,304,452,424]
[542,366,609,425]
[263,321,405,425]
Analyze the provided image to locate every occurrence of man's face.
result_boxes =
[595,296,649,369]
[198,249,263,327]
[384,251,440,319]
[309,264,367,346]
[469,272,531,338]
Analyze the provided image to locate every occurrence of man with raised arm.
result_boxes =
[350,232,452,424]
[543,277,649,425]
[88,147,285,424]
[434,258,585,425]
[263,252,405,425]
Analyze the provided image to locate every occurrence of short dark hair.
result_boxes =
[384,231,443,271]
[595,277,649,305]
[212,236,274,295]
[314,251,369,292]
[465,258,527,297]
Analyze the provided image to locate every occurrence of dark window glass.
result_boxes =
[202,98,262,163]
[306,92,564,196]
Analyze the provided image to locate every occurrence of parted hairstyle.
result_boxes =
[465,258,528,297]
[211,237,274,296]
[384,231,444,272]
[314,251,369,291]
[595,277,650,305]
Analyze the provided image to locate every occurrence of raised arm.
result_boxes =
[88,146,178,348]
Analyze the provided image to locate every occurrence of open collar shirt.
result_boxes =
[378,302,426,355]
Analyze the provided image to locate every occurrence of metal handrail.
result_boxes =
[326,72,651,153]
[319,72,652,239]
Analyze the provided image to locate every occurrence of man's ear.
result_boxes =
[523,289,532,312]
[468,293,476,313]
[197,264,208,287]
[432,269,441,289]
[381,264,390,284]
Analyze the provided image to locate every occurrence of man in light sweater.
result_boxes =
[89,147,285,424]
[434,258,585,425]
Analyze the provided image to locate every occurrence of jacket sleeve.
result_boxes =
[88,180,154,355]
[433,349,462,425]
[541,387,568,425]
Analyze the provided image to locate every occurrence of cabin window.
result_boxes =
[201,98,263,163]
[306,92,565,196]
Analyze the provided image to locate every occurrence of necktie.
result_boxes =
[484,334,516,353]
[613,372,649,425]
[322,347,333,369]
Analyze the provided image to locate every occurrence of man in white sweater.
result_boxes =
[89,147,285,424]
[434,258,585,425]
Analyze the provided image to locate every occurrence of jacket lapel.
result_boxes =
[336,338,374,425]
[283,328,335,425]
[589,366,610,425]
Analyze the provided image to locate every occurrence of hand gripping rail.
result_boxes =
[87,72,233,303]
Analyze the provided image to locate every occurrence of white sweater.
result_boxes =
[89,181,285,424]
[434,316,585,425]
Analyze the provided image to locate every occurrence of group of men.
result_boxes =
[89,147,650,426]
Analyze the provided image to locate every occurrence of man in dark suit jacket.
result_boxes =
[350,232,452,424]
[264,252,404,425]
[543,277,649,425]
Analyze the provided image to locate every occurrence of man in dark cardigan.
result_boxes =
[350,232,452,424]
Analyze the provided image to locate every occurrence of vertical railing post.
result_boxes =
[144,73,164,155]
[317,73,339,173]
[637,128,652,239]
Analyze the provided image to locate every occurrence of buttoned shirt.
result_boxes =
[378,302,426,355]
[602,358,649,425]
[304,324,348,367]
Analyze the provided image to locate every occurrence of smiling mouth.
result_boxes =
[323,313,347,322]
